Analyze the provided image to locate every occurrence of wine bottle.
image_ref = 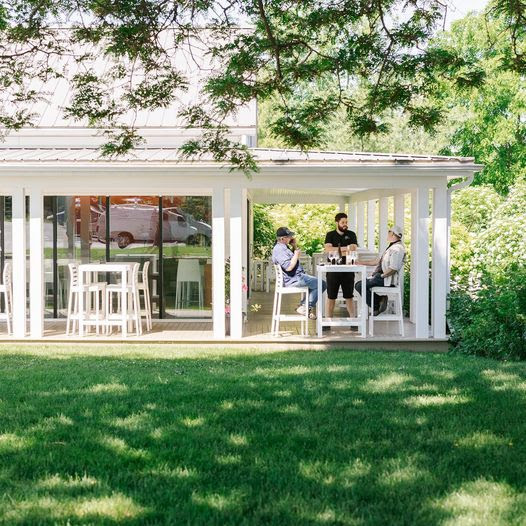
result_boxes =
[337,243,343,265]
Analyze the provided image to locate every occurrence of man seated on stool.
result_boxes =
[324,213,358,330]
[272,227,326,320]
[355,225,406,316]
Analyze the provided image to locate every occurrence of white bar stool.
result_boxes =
[137,260,152,331]
[105,263,142,336]
[271,264,309,337]
[66,263,107,336]
[369,271,404,336]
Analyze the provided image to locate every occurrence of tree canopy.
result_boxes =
[1,0,523,174]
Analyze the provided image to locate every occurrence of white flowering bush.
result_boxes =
[471,182,526,273]
[450,185,503,284]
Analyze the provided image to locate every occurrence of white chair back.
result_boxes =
[68,262,79,287]
[130,262,140,284]
[141,260,150,284]
[2,261,12,289]
[273,264,284,291]
[177,259,201,282]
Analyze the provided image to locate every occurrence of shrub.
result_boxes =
[448,265,526,360]
[448,180,526,359]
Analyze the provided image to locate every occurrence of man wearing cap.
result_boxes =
[355,225,406,316]
[272,227,326,319]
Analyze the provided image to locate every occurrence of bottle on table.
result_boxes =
[337,243,344,265]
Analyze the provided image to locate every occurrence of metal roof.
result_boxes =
[0,31,256,133]
[0,146,480,167]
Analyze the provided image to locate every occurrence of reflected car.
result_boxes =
[95,205,198,248]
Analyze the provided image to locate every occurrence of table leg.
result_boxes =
[121,269,127,338]
[361,268,367,338]
[317,270,322,337]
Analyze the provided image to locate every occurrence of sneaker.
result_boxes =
[308,309,317,320]
[296,305,307,316]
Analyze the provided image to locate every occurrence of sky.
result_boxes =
[444,0,490,28]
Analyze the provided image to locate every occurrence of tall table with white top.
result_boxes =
[78,262,135,337]
[316,264,368,338]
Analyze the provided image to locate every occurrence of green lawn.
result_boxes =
[0,346,525,525]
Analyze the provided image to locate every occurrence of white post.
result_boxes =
[410,190,417,323]
[367,199,376,251]
[241,191,248,317]
[212,187,226,338]
[414,187,430,338]
[357,202,365,247]
[29,189,44,338]
[394,193,405,232]
[432,186,448,339]
[12,187,26,337]
[229,186,244,339]
[348,202,357,233]
[379,197,389,252]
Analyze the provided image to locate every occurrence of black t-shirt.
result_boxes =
[324,229,358,264]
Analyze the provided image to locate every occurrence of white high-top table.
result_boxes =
[316,264,368,338]
[78,262,135,337]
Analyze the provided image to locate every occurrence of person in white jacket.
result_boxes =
[354,225,406,315]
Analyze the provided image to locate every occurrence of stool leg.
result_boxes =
[305,291,310,336]
[398,293,404,336]
[369,290,375,336]
[276,292,282,336]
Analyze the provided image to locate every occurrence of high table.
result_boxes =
[316,264,368,338]
[78,262,135,337]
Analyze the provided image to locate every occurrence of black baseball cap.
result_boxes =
[276,227,295,238]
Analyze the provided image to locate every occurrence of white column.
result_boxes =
[229,186,244,339]
[356,202,365,247]
[348,202,357,233]
[414,187,430,338]
[410,190,417,323]
[379,197,389,252]
[12,187,26,337]
[394,193,405,232]
[29,189,44,338]
[212,187,226,338]
[367,199,376,251]
[432,186,448,339]
[241,192,248,316]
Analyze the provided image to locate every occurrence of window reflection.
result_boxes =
[40,195,212,320]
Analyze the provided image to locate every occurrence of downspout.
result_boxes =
[446,173,475,297]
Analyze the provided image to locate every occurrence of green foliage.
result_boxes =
[450,185,503,282]
[449,266,526,360]
[1,0,512,171]
[432,13,526,193]
[252,204,275,258]
[267,203,339,256]
[448,181,526,359]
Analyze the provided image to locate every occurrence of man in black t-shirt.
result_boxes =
[324,212,358,321]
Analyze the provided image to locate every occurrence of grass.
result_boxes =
[0,345,525,525]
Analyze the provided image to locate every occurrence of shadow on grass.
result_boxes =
[0,349,525,525]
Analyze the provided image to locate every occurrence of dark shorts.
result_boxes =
[326,272,355,300]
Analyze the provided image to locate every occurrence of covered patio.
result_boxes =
[0,147,481,343]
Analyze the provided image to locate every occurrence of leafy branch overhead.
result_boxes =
[0,0,524,172]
